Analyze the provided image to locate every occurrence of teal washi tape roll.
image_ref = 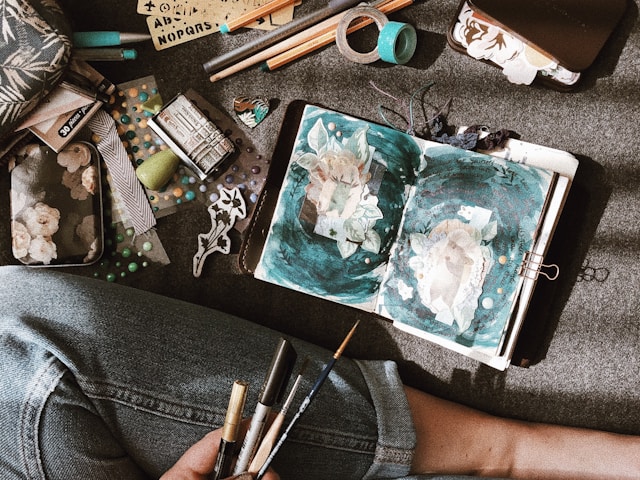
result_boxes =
[378,21,417,65]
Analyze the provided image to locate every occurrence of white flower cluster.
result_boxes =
[10,143,99,265]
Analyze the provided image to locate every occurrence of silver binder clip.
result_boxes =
[519,251,559,281]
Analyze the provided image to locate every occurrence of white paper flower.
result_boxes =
[81,165,98,195]
[11,221,31,259]
[23,202,60,237]
[296,120,383,258]
[57,142,92,173]
[28,236,57,265]
[409,219,493,332]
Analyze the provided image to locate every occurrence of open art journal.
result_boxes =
[252,104,577,369]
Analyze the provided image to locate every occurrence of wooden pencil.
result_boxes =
[263,0,414,71]
[209,0,396,82]
[220,0,297,34]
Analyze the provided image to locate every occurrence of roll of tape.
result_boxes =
[378,21,417,65]
[335,6,389,64]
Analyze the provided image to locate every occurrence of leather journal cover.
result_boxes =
[447,0,627,90]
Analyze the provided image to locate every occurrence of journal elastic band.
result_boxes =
[336,7,416,65]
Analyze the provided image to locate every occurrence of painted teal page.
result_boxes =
[375,145,554,354]
[255,105,424,309]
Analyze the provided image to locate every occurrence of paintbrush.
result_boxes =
[255,320,360,479]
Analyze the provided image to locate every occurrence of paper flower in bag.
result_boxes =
[408,217,494,333]
[296,119,383,258]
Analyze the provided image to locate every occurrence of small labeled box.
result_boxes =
[148,93,236,180]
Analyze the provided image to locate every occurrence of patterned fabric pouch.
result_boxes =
[9,140,104,266]
[0,0,72,143]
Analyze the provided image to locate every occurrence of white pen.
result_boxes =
[233,338,296,474]
[248,359,308,474]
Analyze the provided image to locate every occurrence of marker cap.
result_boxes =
[260,338,297,406]
[122,49,138,60]
[222,380,249,440]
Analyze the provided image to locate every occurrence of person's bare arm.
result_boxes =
[405,385,640,479]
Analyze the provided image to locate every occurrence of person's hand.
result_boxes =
[160,427,280,480]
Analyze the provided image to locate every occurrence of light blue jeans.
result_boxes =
[0,266,419,479]
[0,266,497,480]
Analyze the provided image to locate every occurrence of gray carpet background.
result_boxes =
[1,0,639,435]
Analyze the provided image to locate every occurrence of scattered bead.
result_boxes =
[142,241,153,251]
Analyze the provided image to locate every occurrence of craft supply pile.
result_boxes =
[2,0,626,369]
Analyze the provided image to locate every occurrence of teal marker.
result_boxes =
[73,31,152,48]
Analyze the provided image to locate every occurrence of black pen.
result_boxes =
[233,338,297,474]
[212,380,249,480]
[202,0,362,75]
[73,48,138,62]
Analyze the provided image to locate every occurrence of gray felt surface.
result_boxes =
[1,0,639,435]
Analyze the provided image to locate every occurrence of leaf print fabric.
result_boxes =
[0,0,71,140]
